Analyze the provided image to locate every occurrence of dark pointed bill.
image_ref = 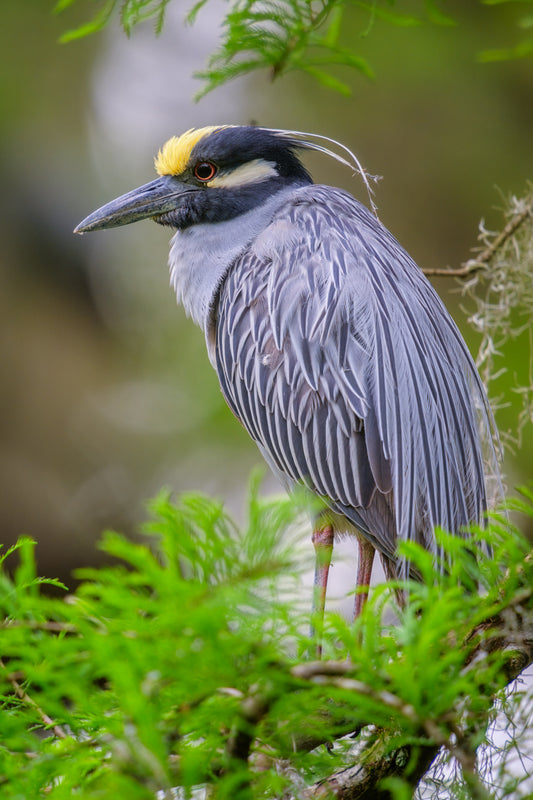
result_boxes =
[74,176,193,233]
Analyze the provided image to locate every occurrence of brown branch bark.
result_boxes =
[422,196,533,278]
[226,688,273,765]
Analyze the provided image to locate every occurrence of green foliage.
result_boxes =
[1,477,533,798]
[479,0,533,63]
[54,0,458,97]
[54,0,533,95]
[0,477,308,797]
[55,0,174,41]
[189,0,375,99]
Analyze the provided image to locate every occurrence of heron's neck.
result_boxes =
[167,186,298,333]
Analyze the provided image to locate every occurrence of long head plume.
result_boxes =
[268,128,382,217]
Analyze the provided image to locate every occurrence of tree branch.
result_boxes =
[423,195,533,277]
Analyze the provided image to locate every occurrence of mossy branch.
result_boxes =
[422,186,533,448]
[423,189,533,279]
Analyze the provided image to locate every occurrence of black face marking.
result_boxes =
[190,127,312,183]
[152,176,309,230]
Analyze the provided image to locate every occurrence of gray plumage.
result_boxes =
[210,185,497,578]
[75,124,501,597]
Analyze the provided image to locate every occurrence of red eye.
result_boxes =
[194,161,217,181]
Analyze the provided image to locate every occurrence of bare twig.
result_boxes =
[423,198,533,277]
[0,619,76,633]
[0,658,68,740]
[292,662,419,724]
[225,685,273,765]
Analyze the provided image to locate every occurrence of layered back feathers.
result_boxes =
[212,185,501,575]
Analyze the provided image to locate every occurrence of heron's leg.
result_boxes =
[353,536,376,620]
[311,524,334,653]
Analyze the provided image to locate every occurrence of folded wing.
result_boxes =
[213,185,500,573]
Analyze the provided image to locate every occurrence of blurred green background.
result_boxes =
[1,1,532,582]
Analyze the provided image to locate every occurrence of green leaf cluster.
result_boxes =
[54,0,457,96]
[54,0,533,96]
[479,0,533,63]
[1,480,532,798]
[0,477,310,797]
[55,0,174,41]
[191,0,376,99]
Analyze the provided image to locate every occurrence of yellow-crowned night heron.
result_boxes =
[75,125,501,621]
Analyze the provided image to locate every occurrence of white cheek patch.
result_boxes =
[208,159,278,188]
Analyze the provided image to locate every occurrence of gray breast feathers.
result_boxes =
[213,184,500,569]
[168,187,301,333]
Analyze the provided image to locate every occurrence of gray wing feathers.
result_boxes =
[214,185,499,570]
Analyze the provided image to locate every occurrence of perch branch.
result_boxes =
[423,197,533,277]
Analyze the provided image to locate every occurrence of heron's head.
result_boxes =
[74,125,318,233]
[75,125,378,234]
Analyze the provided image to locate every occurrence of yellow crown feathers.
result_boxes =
[154,126,229,176]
